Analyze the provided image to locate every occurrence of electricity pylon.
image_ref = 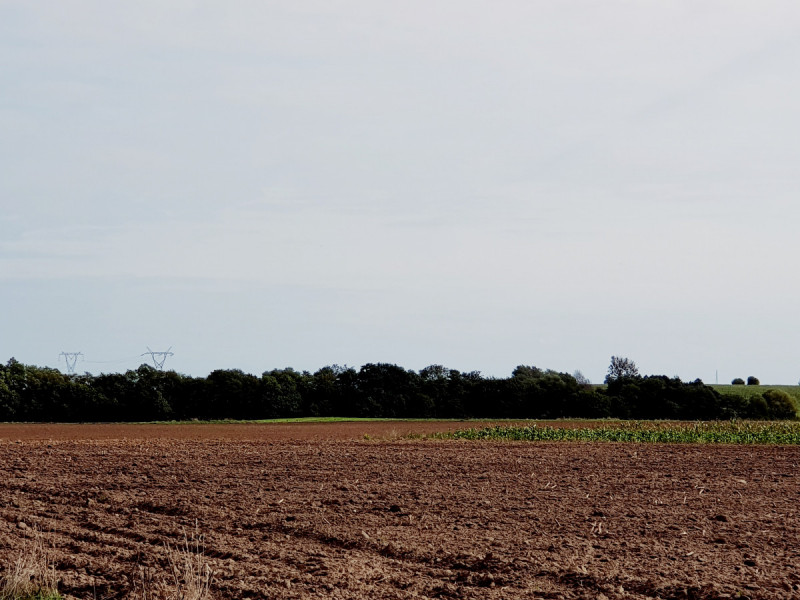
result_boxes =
[142,346,174,370]
[59,352,83,374]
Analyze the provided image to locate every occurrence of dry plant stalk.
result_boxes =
[127,563,170,600]
[165,529,214,600]
[0,529,59,600]
[128,526,214,600]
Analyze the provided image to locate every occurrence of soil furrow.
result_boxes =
[0,425,798,599]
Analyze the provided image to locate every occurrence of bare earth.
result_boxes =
[0,423,798,599]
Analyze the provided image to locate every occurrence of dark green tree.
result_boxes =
[605,356,639,383]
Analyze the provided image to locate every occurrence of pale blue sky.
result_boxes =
[2,2,800,383]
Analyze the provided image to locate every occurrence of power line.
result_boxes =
[59,351,83,374]
[83,355,145,365]
[142,346,174,370]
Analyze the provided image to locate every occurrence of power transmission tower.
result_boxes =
[59,352,83,374]
[142,347,174,370]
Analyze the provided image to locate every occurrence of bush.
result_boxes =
[731,378,745,385]
[747,376,760,386]
[745,395,769,419]
[762,389,797,420]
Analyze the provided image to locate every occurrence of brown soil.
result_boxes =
[0,421,514,442]
[0,423,798,599]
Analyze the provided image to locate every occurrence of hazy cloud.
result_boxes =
[2,1,800,381]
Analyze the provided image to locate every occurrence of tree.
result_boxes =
[355,363,420,418]
[731,378,745,385]
[573,370,591,386]
[262,368,305,418]
[605,356,639,383]
[511,365,543,380]
[747,376,760,386]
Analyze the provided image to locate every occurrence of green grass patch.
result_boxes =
[711,384,800,402]
[434,421,800,444]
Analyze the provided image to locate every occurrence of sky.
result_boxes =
[2,1,800,384]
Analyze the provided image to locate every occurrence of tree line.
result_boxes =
[0,357,795,422]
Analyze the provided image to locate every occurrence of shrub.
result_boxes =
[731,378,745,385]
[746,395,769,419]
[747,376,760,386]
[762,389,798,420]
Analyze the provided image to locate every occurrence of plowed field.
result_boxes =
[0,423,798,599]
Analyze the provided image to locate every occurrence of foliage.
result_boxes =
[437,421,800,444]
[711,384,800,404]
[731,378,745,385]
[0,358,796,422]
[747,376,761,386]
[605,356,639,383]
[762,389,797,420]
[572,370,591,386]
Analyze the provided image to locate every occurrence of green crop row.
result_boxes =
[435,421,800,444]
